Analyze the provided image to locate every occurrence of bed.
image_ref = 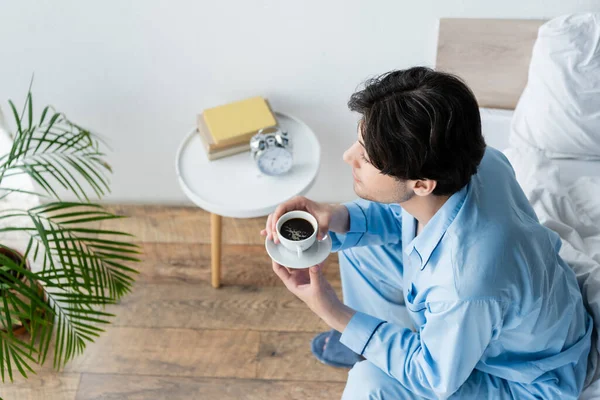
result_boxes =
[437,17,600,176]
[436,16,600,399]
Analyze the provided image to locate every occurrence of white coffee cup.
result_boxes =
[276,210,321,258]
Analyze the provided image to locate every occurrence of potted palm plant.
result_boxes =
[0,88,140,382]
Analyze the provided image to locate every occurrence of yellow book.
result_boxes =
[203,96,277,146]
[196,113,245,152]
[197,127,250,161]
[196,114,250,160]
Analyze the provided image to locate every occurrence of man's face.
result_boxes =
[343,123,414,204]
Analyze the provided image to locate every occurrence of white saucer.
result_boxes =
[265,235,333,269]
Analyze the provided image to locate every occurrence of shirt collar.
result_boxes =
[403,183,469,270]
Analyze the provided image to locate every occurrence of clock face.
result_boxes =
[257,147,293,175]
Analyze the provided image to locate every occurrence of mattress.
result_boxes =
[480,108,600,180]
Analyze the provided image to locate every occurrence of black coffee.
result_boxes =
[280,218,315,241]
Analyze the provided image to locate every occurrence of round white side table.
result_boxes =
[175,112,321,288]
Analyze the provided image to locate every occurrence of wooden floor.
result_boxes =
[1,205,347,400]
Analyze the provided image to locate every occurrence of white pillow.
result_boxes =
[510,12,600,160]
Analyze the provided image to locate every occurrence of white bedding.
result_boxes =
[481,108,600,180]
[509,13,600,161]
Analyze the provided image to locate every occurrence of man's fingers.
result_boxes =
[272,261,291,282]
[276,196,305,218]
[271,210,280,244]
[273,203,288,228]
[317,229,329,240]
[308,262,324,286]
[265,214,273,240]
[309,263,323,274]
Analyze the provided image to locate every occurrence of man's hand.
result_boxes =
[260,196,350,244]
[272,260,356,332]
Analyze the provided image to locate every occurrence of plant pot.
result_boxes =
[0,247,47,336]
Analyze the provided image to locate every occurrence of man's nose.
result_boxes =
[343,147,358,167]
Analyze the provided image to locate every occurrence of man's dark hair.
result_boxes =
[348,66,485,196]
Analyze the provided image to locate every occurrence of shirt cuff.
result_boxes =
[344,201,367,233]
[329,202,368,251]
[340,311,386,355]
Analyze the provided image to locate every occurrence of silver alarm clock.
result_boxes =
[250,126,293,176]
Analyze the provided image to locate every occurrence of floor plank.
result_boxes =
[0,372,80,400]
[258,332,349,383]
[137,242,341,287]
[112,283,334,333]
[100,205,267,245]
[64,327,259,379]
[76,373,344,400]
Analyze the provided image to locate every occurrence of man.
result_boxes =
[260,67,592,399]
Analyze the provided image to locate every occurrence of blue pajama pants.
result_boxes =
[337,244,580,400]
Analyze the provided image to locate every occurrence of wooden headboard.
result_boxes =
[436,18,545,109]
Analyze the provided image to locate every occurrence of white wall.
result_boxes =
[1,0,599,206]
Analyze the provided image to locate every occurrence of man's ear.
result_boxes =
[412,179,437,196]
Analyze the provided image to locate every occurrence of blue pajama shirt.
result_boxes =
[329,147,592,399]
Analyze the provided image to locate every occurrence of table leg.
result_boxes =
[211,213,222,288]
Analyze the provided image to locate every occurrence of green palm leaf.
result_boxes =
[0,89,140,381]
[0,91,112,202]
